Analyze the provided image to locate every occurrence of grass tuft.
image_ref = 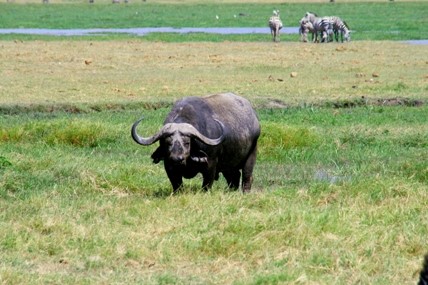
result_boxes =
[400,161,428,184]
[258,122,319,161]
[0,156,13,169]
[0,119,117,147]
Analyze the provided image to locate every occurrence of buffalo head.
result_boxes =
[131,118,224,165]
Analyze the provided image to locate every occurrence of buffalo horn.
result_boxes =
[177,119,224,146]
[131,117,163,145]
[131,117,225,146]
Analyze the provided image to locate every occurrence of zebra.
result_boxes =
[303,12,327,43]
[331,16,351,42]
[299,17,315,42]
[268,10,283,42]
[304,12,350,43]
[319,16,351,42]
[311,16,334,43]
[319,17,335,42]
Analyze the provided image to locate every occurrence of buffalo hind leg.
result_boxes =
[242,144,258,193]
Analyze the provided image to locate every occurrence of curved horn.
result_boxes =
[181,119,225,146]
[132,117,225,146]
[131,117,163,146]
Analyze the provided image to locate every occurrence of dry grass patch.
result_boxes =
[1,40,426,107]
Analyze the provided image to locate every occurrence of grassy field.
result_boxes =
[1,1,428,40]
[0,41,426,107]
[1,39,427,284]
[1,1,428,284]
[1,104,427,284]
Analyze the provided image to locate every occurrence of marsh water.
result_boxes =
[0,27,299,36]
[1,27,426,44]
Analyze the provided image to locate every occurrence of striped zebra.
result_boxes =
[268,10,283,42]
[317,16,351,42]
[312,16,333,43]
[331,16,351,42]
[304,12,350,43]
[299,17,315,42]
[303,12,327,43]
[320,17,335,43]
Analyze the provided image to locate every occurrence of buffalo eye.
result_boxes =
[182,137,190,148]
[165,137,173,146]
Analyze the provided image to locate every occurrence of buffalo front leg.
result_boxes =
[201,171,215,190]
[165,166,183,192]
[241,144,258,193]
[201,164,217,190]
[169,175,183,192]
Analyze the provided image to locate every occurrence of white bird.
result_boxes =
[215,15,219,20]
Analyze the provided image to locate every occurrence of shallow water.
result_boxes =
[1,28,426,44]
[405,40,428,45]
[0,27,299,36]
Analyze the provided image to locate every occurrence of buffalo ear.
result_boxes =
[151,146,164,164]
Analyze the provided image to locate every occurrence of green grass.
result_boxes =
[0,1,427,282]
[0,105,427,283]
[1,2,428,40]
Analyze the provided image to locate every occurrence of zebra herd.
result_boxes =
[299,12,351,43]
[268,10,351,43]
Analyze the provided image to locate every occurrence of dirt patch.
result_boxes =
[326,96,425,109]
[259,97,425,110]
[1,97,423,115]
[0,101,172,115]
[260,99,289,109]
[375,97,424,107]
[322,96,426,108]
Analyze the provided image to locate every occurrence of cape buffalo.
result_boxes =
[131,93,260,193]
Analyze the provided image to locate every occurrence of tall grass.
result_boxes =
[0,105,427,284]
[0,119,117,147]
